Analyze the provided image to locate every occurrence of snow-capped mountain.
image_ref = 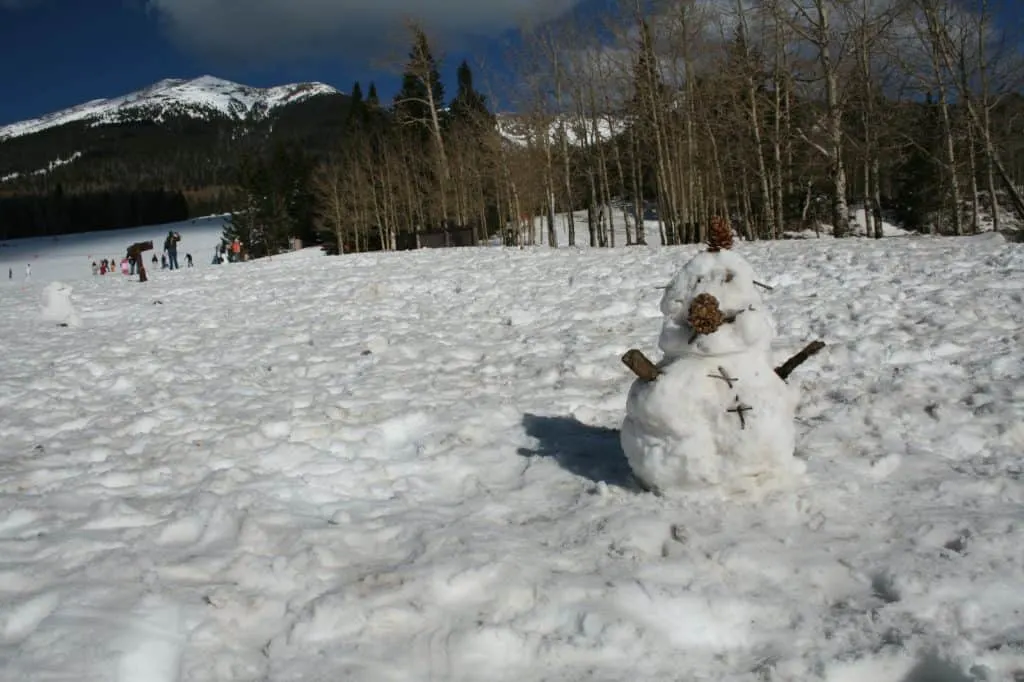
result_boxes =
[0,75,340,141]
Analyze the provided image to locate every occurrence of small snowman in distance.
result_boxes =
[620,217,824,495]
[40,281,82,328]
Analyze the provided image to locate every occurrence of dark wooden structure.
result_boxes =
[395,226,477,251]
[127,240,154,282]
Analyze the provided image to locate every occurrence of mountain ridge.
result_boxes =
[0,75,343,142]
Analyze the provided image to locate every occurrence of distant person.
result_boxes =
[161,254,168,270]
[25,263,31,280]
[231,238,241,263]
[151,253,158,265]
[91,262,98,276]
[186,253,193,268]
[8,267,11,280]
[164,230,181,270]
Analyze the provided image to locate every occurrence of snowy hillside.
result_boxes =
[497,113,625,147]
[1,227,1023,680]
[0,76,340,141]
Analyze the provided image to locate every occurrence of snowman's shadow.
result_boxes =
[517,413,637,489]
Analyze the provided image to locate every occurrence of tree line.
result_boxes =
[227,27,499,256]
[499,0,1024,243]
[0,95,355,240]
[0,186,189,240]
[228,0,1024,256]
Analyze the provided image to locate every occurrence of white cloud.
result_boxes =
[146,0,584,63]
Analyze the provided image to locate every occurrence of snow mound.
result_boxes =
[40,281,81,327]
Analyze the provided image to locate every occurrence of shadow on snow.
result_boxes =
[517,413,640,491]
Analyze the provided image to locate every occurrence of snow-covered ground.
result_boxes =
[1,226,1024,681]
[776,205,910,240]
[522,205,912,247]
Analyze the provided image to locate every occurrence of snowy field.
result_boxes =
[0,215,229,285]
[1,226,1024,681]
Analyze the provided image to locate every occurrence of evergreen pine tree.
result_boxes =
[347,81,368,132]
[891,93,943,231]
[628,19,669,201]
[224,153,267,255]
[448,60,493,130]
[393,28,445,132]
[224,142,316,258]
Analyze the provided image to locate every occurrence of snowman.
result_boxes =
[620,218,821,495]
[41,281,82,327]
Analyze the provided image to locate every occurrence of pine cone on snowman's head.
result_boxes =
[706,216,733,252]
[688,293,724,334]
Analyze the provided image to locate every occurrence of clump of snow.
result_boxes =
[39,281,81,327]
[0,225,1023,680]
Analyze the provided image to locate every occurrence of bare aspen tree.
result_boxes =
[840,0,899,239]
[633,11,678,243]
[312,161,348,253]
[959,43,981,233]
[732,0,776,237]
[675,3,700,240]
[930,0,1024,223]
[392,22,451,231]
[975,0,999,231]
[766,0,852,237]
[521,23,581,245]
[766,7,791,236]
[910,0,964,234]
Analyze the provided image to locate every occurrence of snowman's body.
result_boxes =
[621,249,803,494]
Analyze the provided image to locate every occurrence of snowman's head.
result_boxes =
[658,250,774,358]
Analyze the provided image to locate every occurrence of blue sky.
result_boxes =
[0,0,586,125]
[2,0,1021,127]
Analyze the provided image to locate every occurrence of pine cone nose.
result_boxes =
[688,293,724,335]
